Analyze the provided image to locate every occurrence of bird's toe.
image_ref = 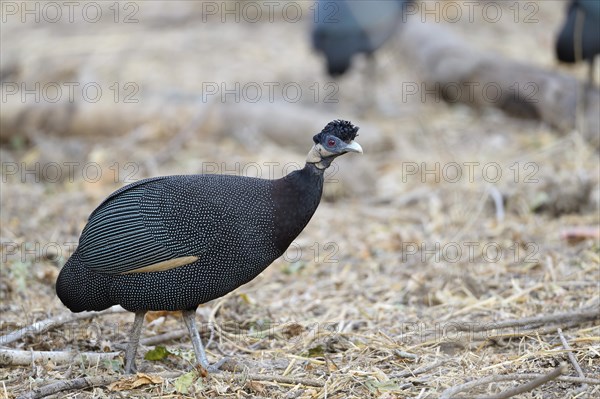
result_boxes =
[124,363,138,374]
[200,357,230,374]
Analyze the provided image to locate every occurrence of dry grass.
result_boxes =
[1,1,599,398]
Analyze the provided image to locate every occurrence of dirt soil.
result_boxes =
[1,1,599,398]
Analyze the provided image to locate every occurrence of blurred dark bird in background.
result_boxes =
[556,0,600,84]
[56,120,362,374]
[311,0,413,77]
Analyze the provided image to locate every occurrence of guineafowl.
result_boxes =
[311,0,412,77]
[56,120,363,373]
[556,0,600,84]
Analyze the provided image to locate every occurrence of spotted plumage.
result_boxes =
[58,175,281,312]
[56,120,363,373]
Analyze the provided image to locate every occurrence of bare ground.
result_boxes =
[1,1,599,398]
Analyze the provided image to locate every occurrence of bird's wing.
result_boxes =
[77,176,220,275]
[579,0,600,20]
[88,176,168,219]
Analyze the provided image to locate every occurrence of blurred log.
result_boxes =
[398,18,600,147]
[0,93,178,142]
[206,101,391,154]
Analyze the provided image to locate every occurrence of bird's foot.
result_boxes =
[124,361,138,374]
[200,357,230,374]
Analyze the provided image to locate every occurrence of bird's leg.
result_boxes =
[588,58,596,88]
[182,309,228,373]
[124,311,146,374]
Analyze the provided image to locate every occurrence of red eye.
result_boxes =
[327,139,336,147]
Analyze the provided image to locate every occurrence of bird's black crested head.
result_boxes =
[313,120,359,144]
[306,120,362,170]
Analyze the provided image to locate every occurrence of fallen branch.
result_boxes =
[16,375,121,399]
[0,349,120,367]
[453,306,600,332]
[400,16,600,147]
[0,306,126,346]
[440,364,567,399]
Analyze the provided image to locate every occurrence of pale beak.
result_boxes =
[344,140,363,154]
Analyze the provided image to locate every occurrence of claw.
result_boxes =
[203,357,230,373]
[124,361,138,374]
[182,309,229,374]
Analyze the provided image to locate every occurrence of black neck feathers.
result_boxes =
[270,163,325,251]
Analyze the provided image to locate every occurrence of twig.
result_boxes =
[542,375,599,384]
[0,306,126,346]
[480,364,567,399]
[557,328,588,394]
[137,316,218,349]
[414,320,591,347]
[479,321,584,341]
[453,306,600,332]
[487,185,505,223]
[113,329,189,350]
[557,328,586,379]
[440,364,567,399]
[394,349,419,360]
[139,329,188,347]
[227,371,325,387]
[16,375,121,399]
[392,359,449,379]
[0,349,120,367]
